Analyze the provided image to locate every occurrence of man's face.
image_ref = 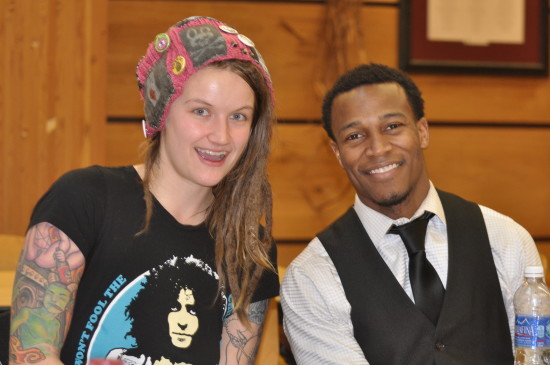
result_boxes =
[329,82,430,219]
[167,288,199,349]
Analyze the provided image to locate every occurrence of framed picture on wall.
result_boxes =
[399,0,548,75]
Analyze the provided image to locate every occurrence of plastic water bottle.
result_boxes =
[514,266,550,365]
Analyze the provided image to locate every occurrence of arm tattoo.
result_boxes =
[221,299,269,365]
[10,222,84,363]
[248,300,268,325]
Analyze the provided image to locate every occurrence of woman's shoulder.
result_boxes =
[52,165,139,192]
[58,165,136,181]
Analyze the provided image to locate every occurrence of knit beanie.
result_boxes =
[136,16,273,137]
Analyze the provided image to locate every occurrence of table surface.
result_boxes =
[0,270,15,308]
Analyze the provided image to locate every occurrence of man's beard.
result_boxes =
[375,189,411,208]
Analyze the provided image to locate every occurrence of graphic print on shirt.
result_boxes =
[78,255,228,365]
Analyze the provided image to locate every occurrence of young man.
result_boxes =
[280,63,540,364]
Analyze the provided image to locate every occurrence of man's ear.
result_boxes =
[417,117,430,149]
[329,140,344,168]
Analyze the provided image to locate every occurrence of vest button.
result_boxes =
[435,343,445,351]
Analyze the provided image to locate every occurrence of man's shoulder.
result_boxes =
[318,207,358,233]
[478,203,514,221]
[436,188,531,238]
[291,238,326,262]
[284,238,337,282]
[478,204,532,238]
[281,238,346,308]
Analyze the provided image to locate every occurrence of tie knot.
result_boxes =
[388,211,434,255]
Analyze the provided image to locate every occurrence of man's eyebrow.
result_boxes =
[337,121,361,134]
[379,112,406,120]
[337,112,407,133]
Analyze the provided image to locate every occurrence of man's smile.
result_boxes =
[366,162,401,175]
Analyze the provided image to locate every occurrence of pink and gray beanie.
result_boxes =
[137,16,274,137]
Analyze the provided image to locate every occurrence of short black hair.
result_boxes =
[321,63,425,140]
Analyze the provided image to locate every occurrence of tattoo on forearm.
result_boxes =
[221,300,269,365]
[248,300,268,325]
[10,222,84,362]
[223,317,255,365]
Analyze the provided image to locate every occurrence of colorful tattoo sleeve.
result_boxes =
[10,222,85,364]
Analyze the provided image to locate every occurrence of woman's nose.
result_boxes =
[209,117,230,145]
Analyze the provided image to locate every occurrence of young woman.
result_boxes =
[9,16,279,365]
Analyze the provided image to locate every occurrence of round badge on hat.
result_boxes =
[154,33,170,53]
[237,34,255,47]
[219,25,238,34]
[172,55,186,75]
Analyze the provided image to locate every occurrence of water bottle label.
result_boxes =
[515,315,550,348]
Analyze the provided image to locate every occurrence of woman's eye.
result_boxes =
[194,108,208,116]
[231,113,246,121]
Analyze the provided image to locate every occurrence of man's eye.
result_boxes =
[387,123,401,130]
[345,133,361,141]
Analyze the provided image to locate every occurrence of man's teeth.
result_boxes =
[368,163,399,175]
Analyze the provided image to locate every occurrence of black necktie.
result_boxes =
[388,211,445,324]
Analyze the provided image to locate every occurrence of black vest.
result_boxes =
[318,190,513,365]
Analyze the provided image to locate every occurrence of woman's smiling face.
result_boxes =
[159,66,255,190]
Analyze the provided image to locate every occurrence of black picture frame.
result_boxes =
[399,0,548,76]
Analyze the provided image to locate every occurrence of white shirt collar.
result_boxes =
[353,181,446,244]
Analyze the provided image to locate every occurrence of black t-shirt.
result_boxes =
[28,166,279,365]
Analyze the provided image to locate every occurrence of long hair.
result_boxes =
[140,59,275,324]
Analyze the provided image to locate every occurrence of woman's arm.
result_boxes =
[9,222,85,365]
[219,299,269,365]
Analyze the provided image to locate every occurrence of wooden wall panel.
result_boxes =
[107,1,397,120]
[106,122,145,166]
[107,122,550,240]
[1,0,107,235]
[414,74,550,124]
[108,1,550,125]
[269,124,354,239]
[426,126,550,238]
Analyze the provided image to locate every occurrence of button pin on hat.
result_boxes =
[154,33,170,53]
